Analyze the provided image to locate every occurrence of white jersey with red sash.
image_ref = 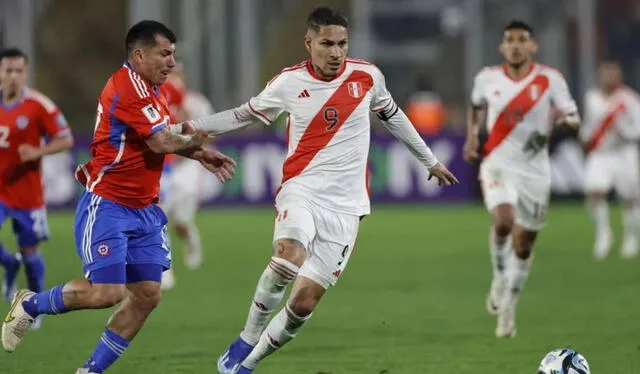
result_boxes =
[471,63,578,180]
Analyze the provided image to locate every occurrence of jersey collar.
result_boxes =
[502,62,536,82]
[123,61,160,96]
[0,88,25,111]
[305,59,346,82]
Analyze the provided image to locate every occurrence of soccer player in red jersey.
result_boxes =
[0,48,74,317]
[2,21,235,373]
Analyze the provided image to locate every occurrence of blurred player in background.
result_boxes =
[0,48,74,329]
[160,64,215,290]
[184,6,458,373]
[463,20,580,338]
[580,60,640,260]
[1,21,235,373]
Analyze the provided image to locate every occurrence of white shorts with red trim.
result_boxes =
[273,193,359,289]
[479,163,550,231]
[584,149,639,200]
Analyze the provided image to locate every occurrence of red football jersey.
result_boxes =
[76,62,171,208]
[160,78,186,123]
[0,88,71,209]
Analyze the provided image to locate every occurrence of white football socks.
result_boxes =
[622,204,640,241]
[490,228,512,279]
[503,253,533,310]
[239,257,299,345]
[588,200,611,239]
[241,303,311,369]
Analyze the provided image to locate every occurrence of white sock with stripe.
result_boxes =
[239,257,299,345]
[241,303,311,370]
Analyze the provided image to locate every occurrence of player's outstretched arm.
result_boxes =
[178,104,263,135]
[377,107,459,186]
[145,126,207,154]
[18,133,74,163]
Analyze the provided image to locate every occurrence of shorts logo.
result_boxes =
[97,243,110,257]
[16,115,29,129]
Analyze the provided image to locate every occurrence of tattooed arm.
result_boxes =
[145,126,207,154]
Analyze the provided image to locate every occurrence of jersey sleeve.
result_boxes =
[114,91,167,138]
[246,74,287,125]
[550,72,578,115]
[36,97,71,139]
[470,69,488,107]
[370,68,396,114]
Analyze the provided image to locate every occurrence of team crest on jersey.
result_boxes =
[97,243,111,257]
[142,104,161,123]
[15,115,29,129]
[347,81,364,98]
[529,85,540,100]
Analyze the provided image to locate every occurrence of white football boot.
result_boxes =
[495,293,517,338]
[2,289,35,352]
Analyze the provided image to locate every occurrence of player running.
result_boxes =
[179,6,457,373]
[0,48,74,323]
[1,21,235,374]
[463,20,580,338]
[160,66,213,290]
[581,60,640,260]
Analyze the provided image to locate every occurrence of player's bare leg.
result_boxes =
[2,280,126,352]
[497,225,537,338]
[238,276,325,373]
[175,222,202,270]
[620,199,640,259]
[586,191,612,260]
[217,238,304,373]
[486,203,515,315]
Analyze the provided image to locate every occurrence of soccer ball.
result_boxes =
[537,348,590,374]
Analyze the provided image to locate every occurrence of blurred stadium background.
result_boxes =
[1,0,640,373]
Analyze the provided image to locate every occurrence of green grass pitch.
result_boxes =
[0,203,638,373]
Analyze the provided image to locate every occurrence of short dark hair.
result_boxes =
[125,20,177,54]
[307,6,349,32]
[0,48,28,64]
[504,20,534,36]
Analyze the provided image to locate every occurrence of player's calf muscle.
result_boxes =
[62,280,125,309]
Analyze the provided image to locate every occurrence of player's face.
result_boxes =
[598,62,622,90]
[305,25,348,79]
[0,57,27,94]
[133,34,176,86]
[499,29,537,67]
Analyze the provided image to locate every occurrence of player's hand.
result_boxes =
[197,149,237,183]
[555,112,580,130]
[18,144,44,163]
[427,163,459,186]
[181,121,197,134]
[463,136,479,162]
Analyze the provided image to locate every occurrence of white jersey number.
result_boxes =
[0,126,10,148]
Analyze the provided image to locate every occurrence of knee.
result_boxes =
[19,246,39,256]
[513,230,537,260]
[273,239,306,267]
[92,285,126,308]
[492,205,515,237]
[131,285,162,310]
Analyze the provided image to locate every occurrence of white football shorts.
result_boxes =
[273,193,360,289]
[479,163,550,231]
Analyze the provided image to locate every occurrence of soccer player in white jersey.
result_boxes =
[463,20,580,338]
[174,6,457,373]
[581,60,640,260]
[160,85,216,290]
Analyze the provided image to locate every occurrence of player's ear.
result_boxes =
[304,34,312,53]
[530,40,539,54]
